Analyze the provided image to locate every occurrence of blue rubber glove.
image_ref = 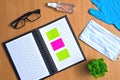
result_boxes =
[89,0,120,30]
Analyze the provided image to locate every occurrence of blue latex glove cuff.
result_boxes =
[114,22,120,30]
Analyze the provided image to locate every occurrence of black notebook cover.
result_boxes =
[3,15,86,80]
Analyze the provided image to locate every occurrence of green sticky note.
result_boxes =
[46,28,60,41]
[56,49,70,61]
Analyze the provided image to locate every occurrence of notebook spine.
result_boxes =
[32,30,58,75]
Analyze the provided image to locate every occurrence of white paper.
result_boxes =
[5,33,50,80]
[39,17,85,71]
[79,20,120,61]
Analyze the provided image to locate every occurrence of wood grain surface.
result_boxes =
[0,0,120,80]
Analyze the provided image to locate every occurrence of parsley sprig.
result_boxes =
[88,58,108,78]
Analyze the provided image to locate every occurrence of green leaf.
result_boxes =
[88,64,92,70]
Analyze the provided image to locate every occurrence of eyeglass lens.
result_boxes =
[27,13,41,22]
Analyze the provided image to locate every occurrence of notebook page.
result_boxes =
[39,17,85,71]
[5,33,50,80]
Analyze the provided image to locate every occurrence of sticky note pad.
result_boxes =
[51,38,65,51]
[46,28,60,41]
[56,49,70,61]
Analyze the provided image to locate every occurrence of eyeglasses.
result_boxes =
[10,9,41,29]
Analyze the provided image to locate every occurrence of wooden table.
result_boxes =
[0,0,120,80]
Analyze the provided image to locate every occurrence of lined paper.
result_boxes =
[5,33,50,80]
[39,17,85,71]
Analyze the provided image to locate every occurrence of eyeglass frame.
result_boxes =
[10,9,41,29]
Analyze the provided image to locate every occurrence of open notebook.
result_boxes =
[4,15,85,80]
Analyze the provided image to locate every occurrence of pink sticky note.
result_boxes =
[51,38,65,51]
